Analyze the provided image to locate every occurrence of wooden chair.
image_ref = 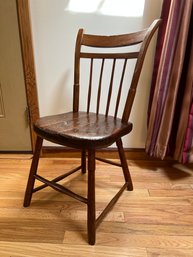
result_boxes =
[24,19,161,245]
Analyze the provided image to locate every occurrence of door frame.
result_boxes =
[16,0,39,151]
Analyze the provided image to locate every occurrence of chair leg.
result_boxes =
[116,139,133,191]
[87,149,96,245]
[81,149,86,174]
[23,136,43,207]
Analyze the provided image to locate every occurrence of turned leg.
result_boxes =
[23,136,43,207]
[116,139,133,191]
[87,149,96,245]
[81,149,86,174]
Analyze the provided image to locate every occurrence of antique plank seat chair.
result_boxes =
[24,19,161,245]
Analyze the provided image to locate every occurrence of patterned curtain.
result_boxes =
[146,0,193,163]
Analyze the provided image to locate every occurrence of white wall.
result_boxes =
[29,0,162,148]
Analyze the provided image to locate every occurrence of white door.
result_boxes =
[0,0,31,151]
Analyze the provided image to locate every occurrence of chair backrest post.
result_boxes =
[73,29,84,112]
[121,19,161,122]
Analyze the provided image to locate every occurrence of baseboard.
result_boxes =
[42,146,159,160]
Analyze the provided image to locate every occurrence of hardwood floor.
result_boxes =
[0,155,193,256]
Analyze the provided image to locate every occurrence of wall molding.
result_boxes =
[16,0,39,151]
[42,146,161,161]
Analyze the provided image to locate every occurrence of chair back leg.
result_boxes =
[81,149,86,174]
[116,139,133,191]
[23,136,43,207]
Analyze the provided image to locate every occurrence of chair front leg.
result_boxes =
[23,136,43,207]
[116,138,133,191]
[87,149,96,245]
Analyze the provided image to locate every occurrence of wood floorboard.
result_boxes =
[0,156,193,256]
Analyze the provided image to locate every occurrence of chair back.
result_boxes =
[73,19,161,122]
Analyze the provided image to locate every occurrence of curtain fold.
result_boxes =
[146,0,193,163]
[175,36,193,163]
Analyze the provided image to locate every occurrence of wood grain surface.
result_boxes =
[0,155,193,256]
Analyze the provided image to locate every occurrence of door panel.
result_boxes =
[0,0,31,151]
